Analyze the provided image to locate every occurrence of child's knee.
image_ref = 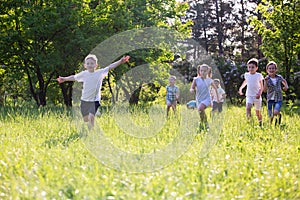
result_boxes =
[88,114,95,121]
[255,110,261,117]
[83,116,89,122]
[274,110,280,115]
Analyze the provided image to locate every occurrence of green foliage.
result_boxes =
[250,0,300,81]
[0,0,191,106]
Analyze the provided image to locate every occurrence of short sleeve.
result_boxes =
[208,78,213,86]
[244,73,248,80]
[259,73,264,80]
[220,88,225,95]
[278,75,284,81]
[74,71,85,82]
[101,66,110,77]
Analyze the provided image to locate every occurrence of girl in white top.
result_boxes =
[211,79,226,113]
[57,54,130,129]
[239,58,264,126]
[190,64,218,130]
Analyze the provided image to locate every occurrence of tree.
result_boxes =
[89,0,191,106]
[250,0,300,99]
[0,0,91,106]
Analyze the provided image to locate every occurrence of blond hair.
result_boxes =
[85,54,98,64]
[214,78,220,83]
[169,75,176,80]
[197,64,212,78]
[266,61,277,70]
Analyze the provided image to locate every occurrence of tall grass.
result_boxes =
[0,105,299,199]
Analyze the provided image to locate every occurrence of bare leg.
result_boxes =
[269,116,274,124]
[198,103,209,129]
[172,104,177,115]
[88,113,95,129]
[255,109,262,126]
[166,104,171,117]
[274,110,281,126]
[246,103,252,120]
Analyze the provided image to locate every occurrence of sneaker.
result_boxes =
[205,122,210,131]
[197,123,205,133]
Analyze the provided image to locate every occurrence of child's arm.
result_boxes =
[238,80,247,95]
[263,77,268,92]
[190,79,196,93]
[221,93,226,101]
[176,88,180,100]
[107,56,130,71]
[282,78,289,91]
[57,75,75,84]
[211,83,220,102]
[256,79,263,99]
[220,88,226,101]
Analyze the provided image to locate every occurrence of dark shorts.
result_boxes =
[212,101,223,112]
[80,100,100,117]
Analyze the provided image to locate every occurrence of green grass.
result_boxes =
[0,105,299,199]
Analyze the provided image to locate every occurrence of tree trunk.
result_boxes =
[24,61,39,106]
[36,66,47,106]
[215,0,224,56]
[107,73,115,104]
[60,83,73,107]
[129,85,142,105]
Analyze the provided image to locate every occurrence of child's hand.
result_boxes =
[255,93,261,99]
[238,90,243,96]
[190,88,194,93]
[121,56,130,63]
[283,86,288,91]
[57,76,65,84]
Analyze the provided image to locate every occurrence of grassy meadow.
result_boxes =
[0,104,299,199]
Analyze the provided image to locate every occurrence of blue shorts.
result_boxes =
[267,100,282,117]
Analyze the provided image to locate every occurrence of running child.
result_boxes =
[211,79,226,113]
[238,58,264,126]
[190,64,218,130]
[263,61,288,126]
[166,75,179,116]
[57,54,130,129]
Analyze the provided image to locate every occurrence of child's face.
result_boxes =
[85,58,97,71]
[267,64,277,76]
[169,77,176,85]
[247,63,258,74]
[214,80,220,87]
[200,67,209,77]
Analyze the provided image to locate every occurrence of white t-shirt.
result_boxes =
[270,77,277,100]
[244,72,263,97]
[74,67,109,101]
[211,87,226,102]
